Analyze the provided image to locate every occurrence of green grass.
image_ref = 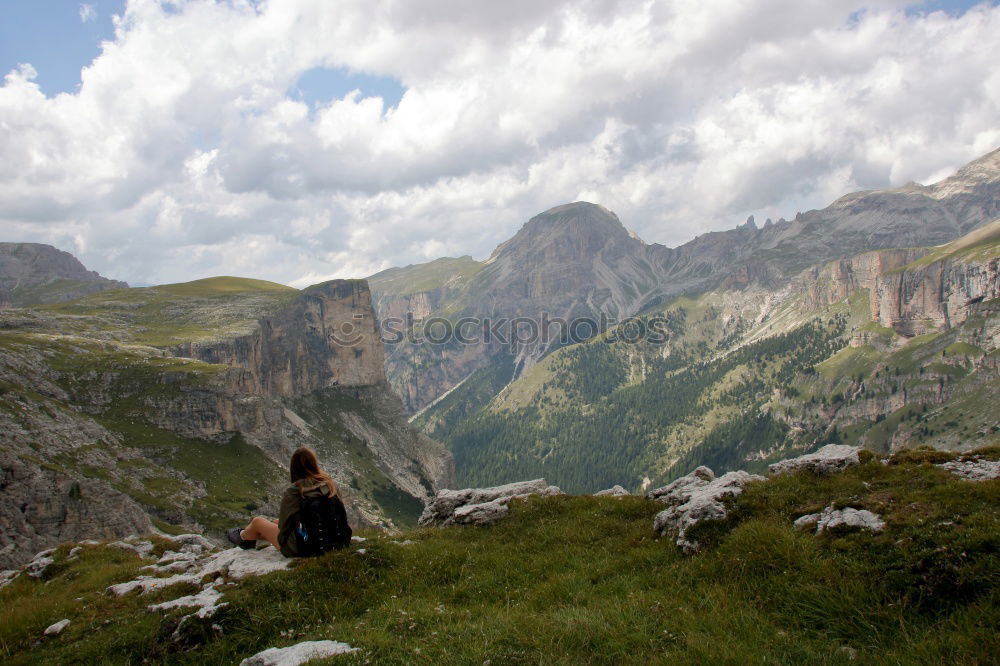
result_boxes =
[95,413,283,532]
[154,276,294,295]
[3,450,996,664]
[892,217,1000,272]
[38,276,300,348]
[945,342,985,358]
[367,256,483,297]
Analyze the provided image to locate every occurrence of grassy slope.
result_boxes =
[39,276,298,347]
[892,217,1000,272]
[2,448,998,665]
[367,257,483,298]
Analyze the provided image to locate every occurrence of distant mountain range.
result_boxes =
[369,148,1000,414]
[368,148,1000,492]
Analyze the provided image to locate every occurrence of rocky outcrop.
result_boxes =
[594,485,630,496]
[174,280,385,398]
[418,479,562,527]
[649,467,763,553]
[872,249,999,338]
[0,452,153,570]
[768,445,863,476]
[794,506,885,535]
[798,249,925,309]
[0,242,127,307]
[239,641,359,666]
[937,457,1000,481]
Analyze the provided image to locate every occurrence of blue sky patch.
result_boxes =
[0,0,124,96]
[290,67,406,111]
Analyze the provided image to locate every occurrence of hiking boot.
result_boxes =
[227,527,256,550]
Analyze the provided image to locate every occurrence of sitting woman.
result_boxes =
[228,446,350,556]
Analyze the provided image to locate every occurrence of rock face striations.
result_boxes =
[0,275,454,569]
[0,242,127,308]
[174,280,386,397]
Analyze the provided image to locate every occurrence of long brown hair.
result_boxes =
[289,447,338,497]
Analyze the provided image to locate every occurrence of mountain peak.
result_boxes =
[486,202,633,265]
[0,242,128,307]
[925,146,1000,199]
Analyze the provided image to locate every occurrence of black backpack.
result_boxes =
[294,493,352,556]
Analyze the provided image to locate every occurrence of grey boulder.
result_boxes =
[649,468,763,553]
[418,479,562,527]
[768,445,862,476]
[794,506,885,535]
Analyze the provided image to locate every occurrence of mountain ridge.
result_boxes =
[369,147,1000,413]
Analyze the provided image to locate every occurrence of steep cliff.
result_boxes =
[0,277,454,569]
[871,218,1000,336]
[0,242,127,307]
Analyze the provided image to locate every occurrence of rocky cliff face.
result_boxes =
[0,278,454,569]
[797,249,927,310]
[372,202,688,411]
[0,242,127,307]
[174,280,385,397]
[870,220,1000,336]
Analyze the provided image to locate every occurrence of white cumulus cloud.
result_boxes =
[0,0,998,287]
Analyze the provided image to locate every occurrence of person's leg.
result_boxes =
[240,516,280,549]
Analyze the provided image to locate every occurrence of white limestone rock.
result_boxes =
[44,619,70,636]
[793,513,821,531]
[0,569,19,589]
[169,534,215,554]
[418,479,562,527]
[795,505,885,535]
[594,485,630,497]
[937,458,1000,481]
[239,640,358,665]
[647,467,714,502]
[109,545,292,597]
[768,445,862,476]
[109,539,155,559]
[149,586,226,619]
[25,548,56,578]
[650,468,763,553]
[452,498,510,525]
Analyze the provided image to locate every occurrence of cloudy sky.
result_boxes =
[1,0,999,287]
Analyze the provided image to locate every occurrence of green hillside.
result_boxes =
[367,256,482,298]
[3,447,997,664]
[35,276,299,348]
[415,290,857,492]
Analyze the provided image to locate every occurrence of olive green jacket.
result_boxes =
[277,478,334,558]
